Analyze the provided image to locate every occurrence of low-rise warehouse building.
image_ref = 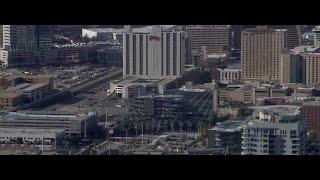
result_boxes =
[0,111,97,138]
[0,128,65,144]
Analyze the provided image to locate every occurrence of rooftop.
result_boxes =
[302,101,320,106]
[136,94,183,99]
[130,25,179,33]
[22,83,47,92]
[209,120,247,132]
[251,105,301,116]
[0,111,96,121]
[292,45,320,54]
[83,28,123,33]
[0,92,22,98]
[5,83,31,91]
[245,119,297,129]
[243,27,287,33]
[0,128,65,136]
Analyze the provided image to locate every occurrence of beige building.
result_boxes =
[280,46,304,84]
[0,92,23,109]
[281,46,320,87]
[186,25,231,54]
[219,85,254,105]
[269,25,302,50]
[241,26,286,82]
[301,52,320,86]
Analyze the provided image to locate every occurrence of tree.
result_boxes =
[286,88,294,96]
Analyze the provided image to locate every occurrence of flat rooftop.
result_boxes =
[22,83,47,92]
[0,128,65,136]
[302,101,320,106]
[131,25,178,33]
[251,105,301,116]
[83,28,123,33]
[114,77,176,86]
[5,83,31,91]
[0,111,95,121]
[243,27,287,33]
[136,94,183,99]
[209,120,247,132]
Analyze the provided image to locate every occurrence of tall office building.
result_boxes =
[241,106,307,155]
[0,25,37,67]
[123,25,186,79]
[230,25,243,50]
[280,47,304,84]
[36,25,53,50]
[301,47,320,86]
[241,26,286,81]
[186,25,231,54]
[269,25,301,50]
[312,26,320,47]
[0,25,53,67]
[280,45,320,86]
[0,25,37,51]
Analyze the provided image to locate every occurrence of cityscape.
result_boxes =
[0,25,319,155]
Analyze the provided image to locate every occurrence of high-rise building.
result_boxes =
[280,48,304,84]
[281,46,320,86]
[241,26,286,81]
[186,25,231,54]
[230,25,243,50]
[312,25,320,47]
[0,25,53,67]
[36,25,53,50]
[241,106,307,155]
[301,47,320,86]
[0,25,37,51]
[123,25,186,79]
[269,25,301,50]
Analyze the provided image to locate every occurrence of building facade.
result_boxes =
[269,25,301,50]
[0,111,97,137]
[300,101,320,134]
[214,68,241,84]
[281,46,320,86]
[301,52,320,86]
[123,25,186,79]
[207,120,246,154]
[219,85,254,105]
[0,25,53,67]
[312,26,320,47]
[186,25,231,54]
[241,26,286,81]
[97,46,122,67]
[0,92,23,109]
[241,106,307,155]
[280,49,304,84]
